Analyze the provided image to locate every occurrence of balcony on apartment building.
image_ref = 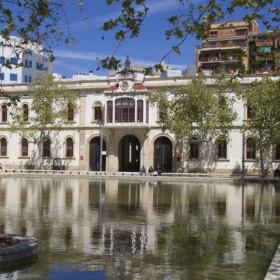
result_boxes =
[209,29,248,38]
[199,50,239,64]
[200,40,246,49]
[251,62,277,74]
[200,66,239,76]
[200,55,237,63]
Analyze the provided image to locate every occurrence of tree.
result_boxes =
[100,0,280,73]
[0,1,279,74]
[240,76,280,177]
[148,74,238,171]
[0,0,86,65]
[149,74,238,138]
[9,73,79,169]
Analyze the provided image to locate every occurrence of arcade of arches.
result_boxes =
[88,135,173,172]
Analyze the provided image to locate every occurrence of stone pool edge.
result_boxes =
[0,234,38,262]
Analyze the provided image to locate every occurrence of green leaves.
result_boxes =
[149,75,238,139]
[10,73,79,144]
[99,0,280,71]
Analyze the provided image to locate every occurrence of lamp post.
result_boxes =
[99,123,103,172]
[242,131,245,179]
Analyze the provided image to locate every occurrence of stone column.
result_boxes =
[79,93,87,171]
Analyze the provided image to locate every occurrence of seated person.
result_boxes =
[148,166,154,175]
[140,166,147,176]
[274,167,280,178]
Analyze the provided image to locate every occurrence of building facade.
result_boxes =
[195,19,280,76]
[0,63,279,175]
[0,35,53,84]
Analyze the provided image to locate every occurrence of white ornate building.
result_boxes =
[0,61,278,174]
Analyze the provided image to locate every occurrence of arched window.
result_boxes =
[0,138,7,156]
[66,137,74,158]
[93,102,102,122]
[43,138,51,158]
[107,101,113,123]
[67,103,74,121]
[137,100,143,122]
[246,137,256,160]
[115,98,135,122]
[217,138,227,159]
[189,137,199,159]
[1,105,7,122]
[23,104,29,122]
[21,138,28,156]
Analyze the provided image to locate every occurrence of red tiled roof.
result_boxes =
[106,85,118,91]
[132,83,148,90]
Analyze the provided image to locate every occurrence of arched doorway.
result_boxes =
[119,135,140,172]
[89,137,106,171]
[154,137,172,172]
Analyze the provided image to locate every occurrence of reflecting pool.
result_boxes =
[0,178,280,279]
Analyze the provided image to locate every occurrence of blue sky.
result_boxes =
[52,0,269,78]
[52,0,201,77]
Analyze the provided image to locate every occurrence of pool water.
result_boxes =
[0,178,279,279]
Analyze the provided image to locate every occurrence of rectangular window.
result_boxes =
[137,100,143,123]
[24,75,28,83]
[276,145,280,160]
[29,60,32,68]
[210,31,217,38]
[25,59,28,67]
[36,63,43,70]
[1,138,7,156]
[10,57,18,65]
[236,29,247,36]
[21,139,28,156]
[0,57,5,64]
[94,107,102,121]
[0,73,4,80]
[29,76,32,83]
[217,140,227,159]
[190,143,199,159]
[2,106,7,122]
[246,139,256,159]
[10,74,17,81]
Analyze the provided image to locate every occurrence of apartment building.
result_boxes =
[0,35,53,84]
[195,19,260,75]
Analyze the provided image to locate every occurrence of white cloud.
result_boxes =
[70,0,180,30]
[53,49,187,71]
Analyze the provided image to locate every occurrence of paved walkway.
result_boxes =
[1,169,280,183]
[265,243,280,279]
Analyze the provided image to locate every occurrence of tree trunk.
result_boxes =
[260,146,265,178]
[37,141,44,170]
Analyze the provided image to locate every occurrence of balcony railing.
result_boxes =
[202,41,246,49]
[200,56,237,62]
[201,68,239,75]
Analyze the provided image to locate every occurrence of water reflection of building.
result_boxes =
[0,179,279,278]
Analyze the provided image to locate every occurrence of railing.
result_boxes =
[200,56,237,62]
[201,41,245,48]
